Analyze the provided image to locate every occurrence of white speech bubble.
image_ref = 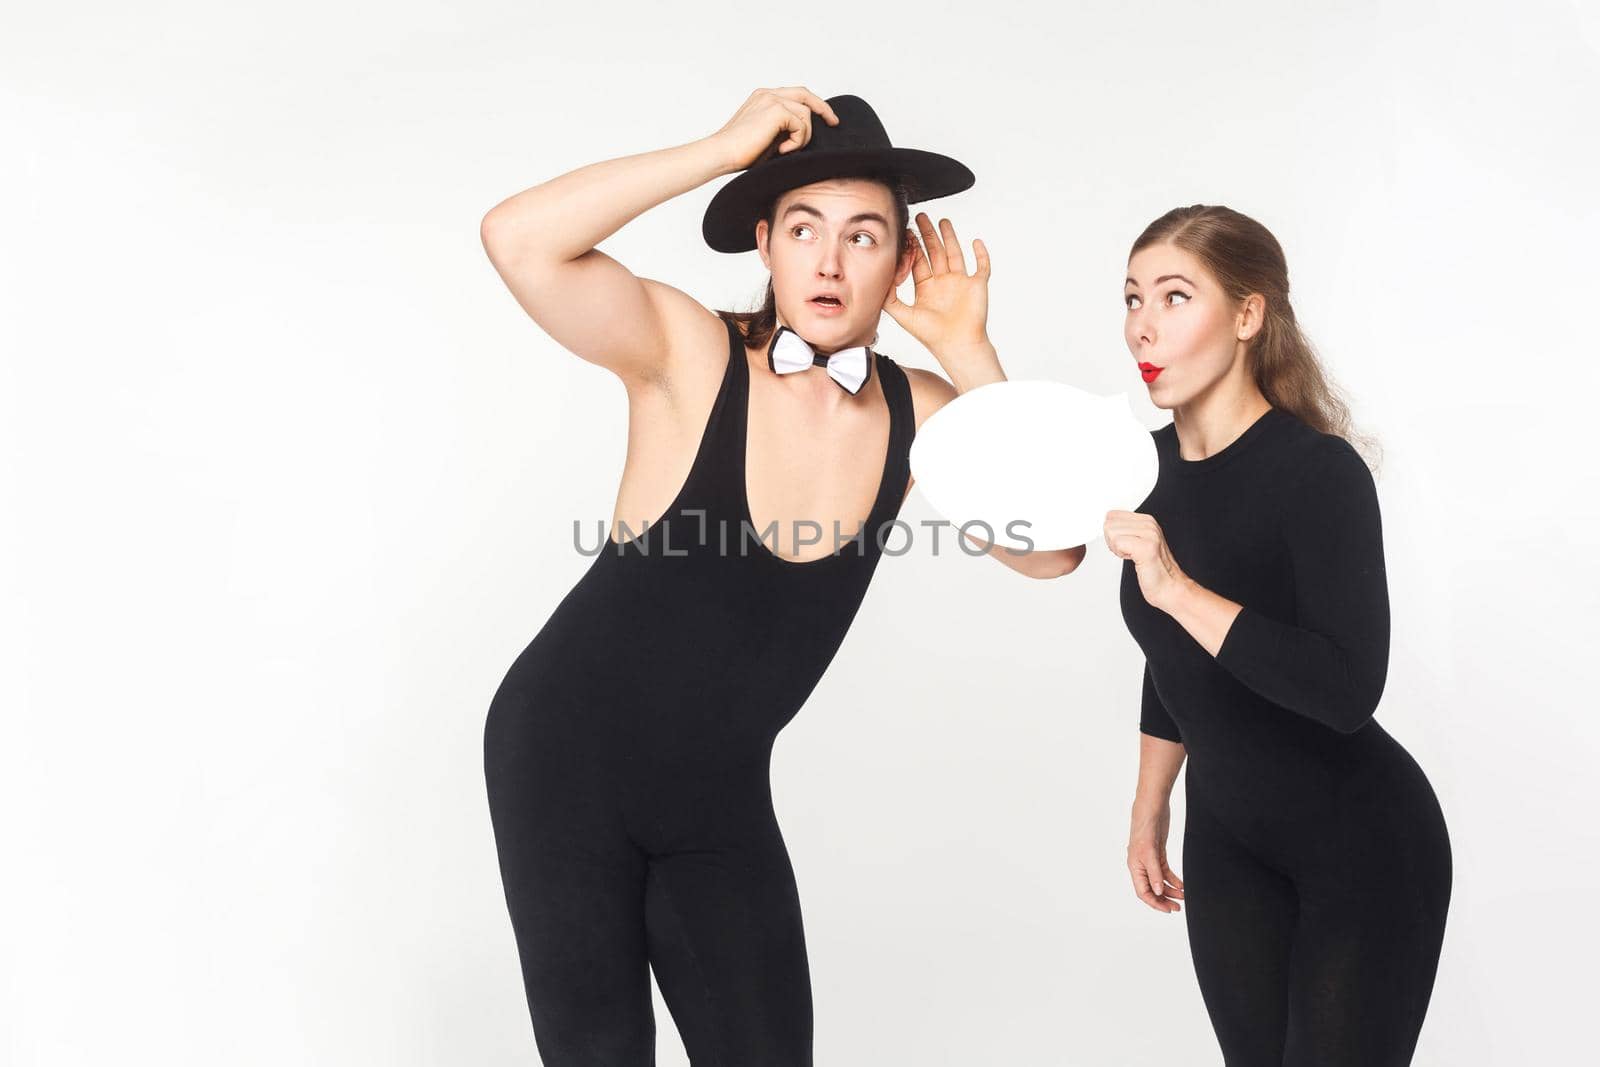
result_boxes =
[909,380,1159,551]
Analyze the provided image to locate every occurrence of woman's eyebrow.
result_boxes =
[1124,273,1197,287]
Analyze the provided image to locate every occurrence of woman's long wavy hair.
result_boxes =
[716,173,914,352]
[1131,205,1381,470]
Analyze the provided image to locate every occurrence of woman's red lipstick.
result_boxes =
[1139,362,1163,383]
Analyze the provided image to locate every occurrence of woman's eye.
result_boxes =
[1166,290,1190,305]
[850,232,876,247]
[1125,294,1141,310]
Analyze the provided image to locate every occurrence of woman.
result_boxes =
[479,88,1077,1066]
[1105,205,1452,1065]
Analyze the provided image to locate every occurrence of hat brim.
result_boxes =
[701,147,975,254]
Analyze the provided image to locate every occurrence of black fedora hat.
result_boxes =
[701,94,975,254]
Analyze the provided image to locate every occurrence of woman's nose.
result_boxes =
[1131,312,1154,347]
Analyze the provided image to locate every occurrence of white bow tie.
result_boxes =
[767,325,874,396]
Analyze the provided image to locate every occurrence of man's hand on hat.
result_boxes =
[883,212,992,366]
[708,87,840,175]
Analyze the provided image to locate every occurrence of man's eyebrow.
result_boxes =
[1125,273,1198,287]
[847,211,891,228]
[781,202,891,228]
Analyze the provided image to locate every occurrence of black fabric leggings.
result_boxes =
[1181,793,1452,1065]
[485,721,812,1066]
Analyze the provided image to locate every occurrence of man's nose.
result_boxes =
[816,245,843,278]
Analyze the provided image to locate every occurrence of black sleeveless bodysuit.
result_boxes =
[484,315,915,1066]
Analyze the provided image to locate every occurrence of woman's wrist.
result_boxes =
[1153,571,1199,618]
[1155,574,1244,658]
[1131,793,1170,819]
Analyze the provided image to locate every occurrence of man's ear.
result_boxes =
[894,230,916,286]
[755,219,771,271]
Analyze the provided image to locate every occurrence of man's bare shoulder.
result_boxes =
[633,279,738,395]
[899,364,958,431]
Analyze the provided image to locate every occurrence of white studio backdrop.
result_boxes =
[4,2,1597,1064]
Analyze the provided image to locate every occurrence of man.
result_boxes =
[480,87,1081,1066]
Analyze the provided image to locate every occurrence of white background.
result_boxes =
[5,2,1597,1063]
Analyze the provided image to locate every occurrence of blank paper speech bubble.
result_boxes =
[909,381,1159,551]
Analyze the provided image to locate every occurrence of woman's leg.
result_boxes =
[1281,772,1453,1065]
[1182,798,1300,1066]
[1279,889,1449,1065]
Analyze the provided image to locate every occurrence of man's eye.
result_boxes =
[791,224,815,239]
[1167,290,1190,305]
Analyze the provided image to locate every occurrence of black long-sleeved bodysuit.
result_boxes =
[484,316,914,1066]
[1120,407,1451,1066]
